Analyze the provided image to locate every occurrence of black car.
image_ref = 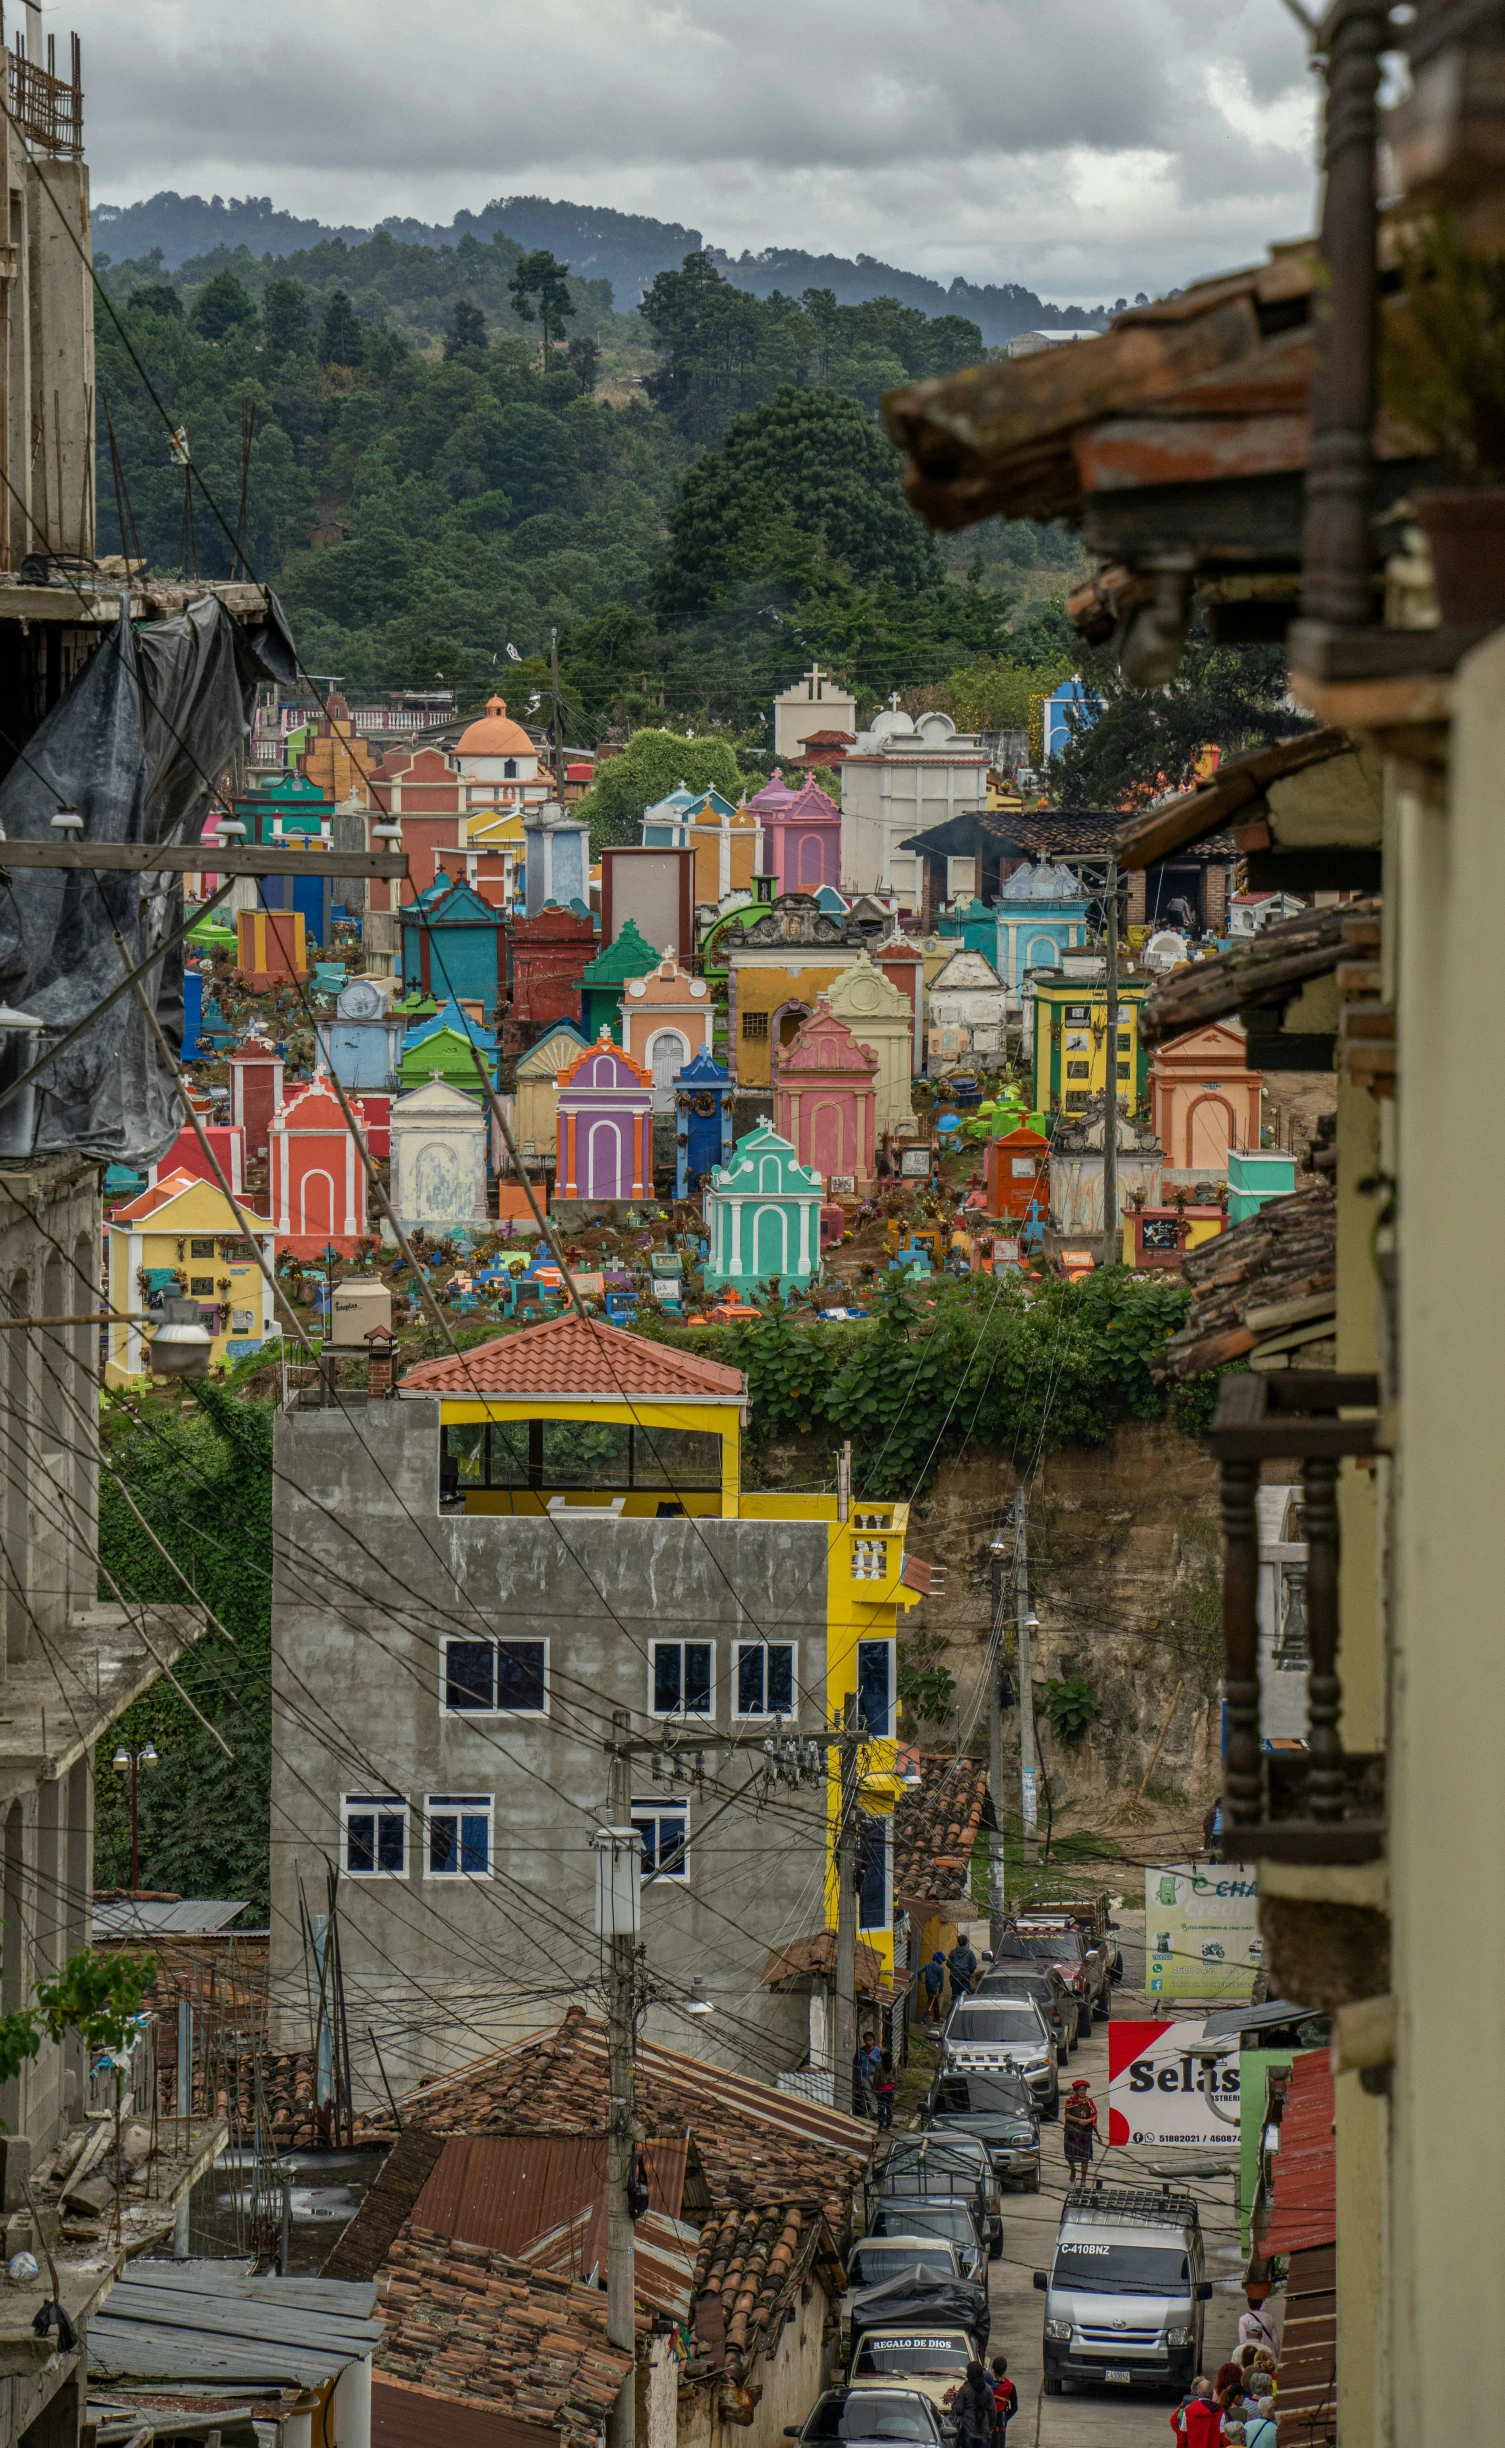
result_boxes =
[976,1962,1084,2060]
[876,2146,1002,2259]
[789,2390,949,2447]
[921,2067,1043,2193]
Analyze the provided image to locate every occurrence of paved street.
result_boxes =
[932,1912,1246,2448]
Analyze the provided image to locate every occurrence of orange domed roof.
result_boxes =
[455,696,537,757]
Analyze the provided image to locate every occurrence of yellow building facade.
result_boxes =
[106,1171,278,1384]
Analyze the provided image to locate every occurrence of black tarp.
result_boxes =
[0,589,298,1162]
[846,2269,990,2347]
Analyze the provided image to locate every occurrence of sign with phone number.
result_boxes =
[1107,2019,1240,2147]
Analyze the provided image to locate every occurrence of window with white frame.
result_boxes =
[632,1798,689,1882]
[442,1636,548,1715]
[426,1794,493,1877]
[734,1640,796,1719]
[343,1794,407,1877]
[650,1640,713,1718]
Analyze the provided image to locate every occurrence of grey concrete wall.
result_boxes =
[270,1397,832,2100]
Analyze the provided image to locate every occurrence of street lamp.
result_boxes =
[111,1741,159,1894]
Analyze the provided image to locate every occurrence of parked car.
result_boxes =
[876,2136,1002,2258]
[840,2238,968,2355]
[865,2198,985,2283]
[787,2388,950,2448]
[848,2326,979,2427]
[921,2067,1043,2192]
[994,1918,1107,2025]
[1032,1892,1124,1985]
[1034,2182,1211,2396]
[976,1962,1084,2060]
[941,1995,1059,2118]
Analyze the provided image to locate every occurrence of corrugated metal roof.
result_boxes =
[414,2133,688,2259]
[92,1899,250,1940]
[373,2377,559,2448]
[1262,2049,1336,2257]
[517,2203,697,2324]
[87,2262,382,2390]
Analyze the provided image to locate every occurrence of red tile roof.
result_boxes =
[893,1753,990,1906]
[1263,2048,1335,2257]
[398,1314,745,1401]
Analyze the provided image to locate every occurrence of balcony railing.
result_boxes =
[9,40,82,157]
[1209,1369,1384,1863]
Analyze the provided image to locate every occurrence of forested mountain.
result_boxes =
[95,189,1121,338]
[92,227,1074,740]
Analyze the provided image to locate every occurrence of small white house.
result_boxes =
[926,947,1009,1069]
[388,1073,488,1237]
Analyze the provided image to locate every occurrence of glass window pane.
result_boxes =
[767,1644,795,1715]
[446,1424,486,1485]
[737,1645,765,1715]
[633,1811,659,1874]
[430,1815,457,1874]
[377,1811,406,1874]
[630,1428,722,1491]
[858,1640,893,1738]
[445,1640,495,1712]
[653,1647,682,1714]
[346,1813,375,1874]
[859,1815,887,1930]
[496,1641,546,1712]
[459,1814,489,1874]
[659,1813,687,1876]
[541,1419,631,1487]
[684,1643,712,1714]
[488,1422,529,1487]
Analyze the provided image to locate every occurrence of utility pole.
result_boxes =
[1102,852,1120,1264]
[988,1531,1009,1953]
[833,1696,859,2116]
[599,1714,639,2448]
[1015,1485,1039,1864]
[550,625,565,796]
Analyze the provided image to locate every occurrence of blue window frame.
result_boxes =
[651,1641,713,1717]
[632,1800,689,1881]
[734,1641,796,1718]
[344,1794,407,1877]
[442,1637,547,1715]
[857,1640,894,1739]
[427,1794,492,1877]
[859,1814,889,1932]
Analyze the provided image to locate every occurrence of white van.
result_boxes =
[1033,2182,1211,2395]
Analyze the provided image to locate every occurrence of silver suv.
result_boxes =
[941,1995,1059,2118]
[1033,2183,1212,2396]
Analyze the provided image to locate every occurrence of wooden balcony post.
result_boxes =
[1302,1454,1346,1819]
[1220,1455,1263,1827]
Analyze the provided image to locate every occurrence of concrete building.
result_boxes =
[925,948,1009,1070]
[267,1315,921,2096]
[1149,1021,1262,1180]
[1004,328,1104,359]
[105,1169,277,1381]
[839,710,990,902]
[388,1076,489,1237]
[773,664,858,763]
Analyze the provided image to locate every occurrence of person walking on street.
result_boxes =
[954,2363,1000,2448]
[1242,2404,1276,2448]
[1169,2378,1221,2448]
[875,2052,896,2130]
[856,2036,882,2119]
[1237,2294,1281,2359]
[922,1951,947,2022]
[1063,2077,1098,2183]
[990,2358,1017,2437]
[946,1936,978,2008]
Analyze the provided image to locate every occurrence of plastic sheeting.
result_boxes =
[0,589,298,1163]
[846,2268,990,2346]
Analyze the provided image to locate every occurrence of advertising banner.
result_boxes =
[1107,2018,1241,2147]
[1145,1863,1262,2002]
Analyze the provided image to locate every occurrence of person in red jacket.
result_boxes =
[1170,2377,1221,2448]
[991,2357,1018,2436]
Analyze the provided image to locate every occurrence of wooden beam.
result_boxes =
[0,579,271,625]
[0,841,406,878]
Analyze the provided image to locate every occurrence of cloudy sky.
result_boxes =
[70,0,1321,304]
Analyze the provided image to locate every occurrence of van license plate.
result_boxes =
[1104,2370,1132,2385]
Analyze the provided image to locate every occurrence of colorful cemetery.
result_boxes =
[388,1076,489,1237]
[316,974,405,1093]
[105,1171,277,1386]
[620,952,715,1108]
[399,998,498,1101]
[1148,1022,1262,1179]
[983,1124,1050,1221]
[773,1000,878,1190]
[992,857,1092,986]
[640,782,760,905]
[267,1076,369,1257]
[237,907,306,989]
[522,800,592,918]
[509,903,599,1041]
[823,951,915,1135]
[579,918,658,1044]
[148,1118,246,1196]
[755,773,842,897]
[512,1020,587,1169]
[703,1124,822,1295]
[673,1051,734,1197]
[400,873,506,1012]
[554,1034,654,1207]
[926,948,1009,1068]
[229,1039,285,1162]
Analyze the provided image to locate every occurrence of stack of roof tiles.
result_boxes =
[397,1314,745,1400]
[1140,895,1379,1047]
[893,1754,989,1905]
[376,2226,637,2448]
[356,2007,871,2234]
[1161,1184,1336,1379]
